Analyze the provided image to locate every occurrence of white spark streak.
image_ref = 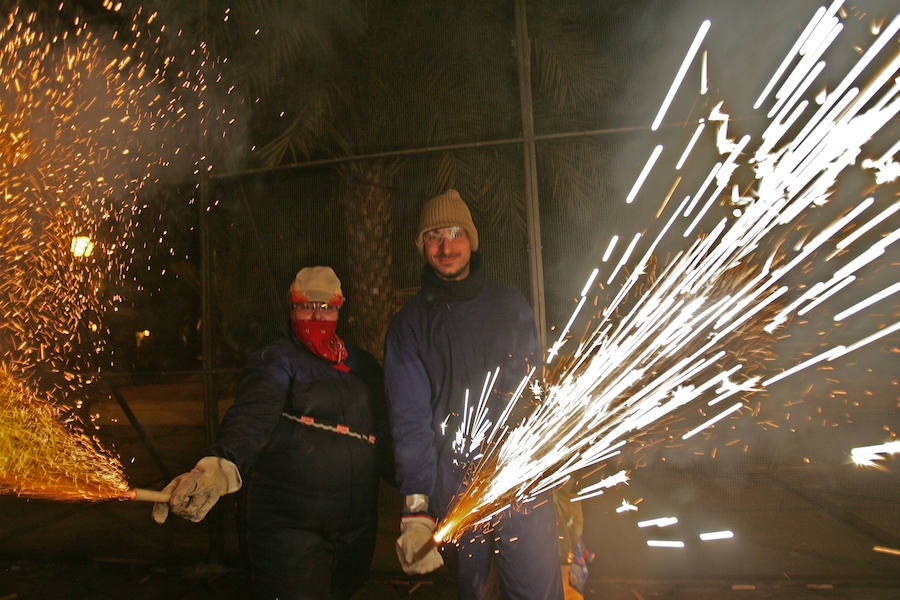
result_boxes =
[580,268,600,297]
[651,20,711,131]
[699,530,734,541]
[753,5,830,109]
[682,402,744,440]
[833,281,900,321]
[683,162,722,217]
[606,232,642,285]
[851,441,900,466]
[574,469,629,502]
[647,540,685,548]
[638,516,678,528]
[602,236,619,262]
[834,200,899,252]
[796,275,855,317]
[625,145,664,204]
[676,121,706,171]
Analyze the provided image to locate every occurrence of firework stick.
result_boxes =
[128,488,171,503]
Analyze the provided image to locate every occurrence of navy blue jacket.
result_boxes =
[384,254,540,518]
[207,334,390,531]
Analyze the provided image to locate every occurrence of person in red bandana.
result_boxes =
[152,266,392,599]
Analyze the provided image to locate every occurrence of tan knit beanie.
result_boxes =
[415,189,479,255]
[290,266,344,306]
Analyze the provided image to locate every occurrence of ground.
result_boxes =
[1,379,898,599]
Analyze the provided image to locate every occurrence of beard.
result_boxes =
[431,253,471,281]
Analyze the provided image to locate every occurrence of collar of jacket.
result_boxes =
[421,251,484,303]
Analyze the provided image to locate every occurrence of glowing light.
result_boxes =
[70,236,94,258]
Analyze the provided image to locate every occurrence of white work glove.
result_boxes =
[395,494,444,575]
[151,456,242,524]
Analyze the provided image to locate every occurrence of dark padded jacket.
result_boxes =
[207,334,390,532]
[384,254,540,518]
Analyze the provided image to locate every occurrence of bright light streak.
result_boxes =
[754,5,829,108]
[580,268,600,297]
[833,281,900,322]
[638,516,678,528]
[873,546,900,557]
[546,296,587,364]
[701,50,708,95]
[574,470,628,502]
[625,145,664,204]
[789,14,899,154]
[768,16,841,119]
[647,540,685,548]
[699,530,734,541]
[606,233,642,284]
[850,441,900,466]
[616,500,639,513]
[651,20,711,131]
[834,200,900,252]
[682,402,744,440]
[683,162,722,217]
[602,236,619,262]
[764,346,844,386]
[676,121,705,170]
[769,60,827,122]
[796,275,855,317]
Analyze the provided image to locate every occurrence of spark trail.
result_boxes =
[436,3,899,543]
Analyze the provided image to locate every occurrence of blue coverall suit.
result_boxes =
[207,335,391,599]
[384,254,563,600]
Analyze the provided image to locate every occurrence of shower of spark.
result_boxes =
[435,3,898,543]
[0,4,236,500]
[0,366,130,500]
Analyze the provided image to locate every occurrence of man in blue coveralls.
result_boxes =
[384,189,563,599]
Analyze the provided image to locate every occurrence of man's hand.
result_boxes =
[151,456,241,524]
[396,513,444,575]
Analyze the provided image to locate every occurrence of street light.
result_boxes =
[70,235,94,258]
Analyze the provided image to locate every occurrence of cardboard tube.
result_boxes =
[128,488,171,503]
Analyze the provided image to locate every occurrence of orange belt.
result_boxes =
[281,412,376,445]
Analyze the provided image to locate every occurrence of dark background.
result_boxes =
[1,1,897,598]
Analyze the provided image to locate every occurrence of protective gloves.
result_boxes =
[395,494,444,575]
[151,456,241,524]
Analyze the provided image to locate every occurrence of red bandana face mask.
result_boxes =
[292,319,349,370]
